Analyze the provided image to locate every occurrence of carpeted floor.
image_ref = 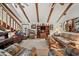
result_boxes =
[20,39,49,56]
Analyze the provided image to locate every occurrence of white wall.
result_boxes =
[54,4,79,32]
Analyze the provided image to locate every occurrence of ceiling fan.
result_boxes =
[14,3,29,8]
[60,3,64,5]
[23,3,29,6]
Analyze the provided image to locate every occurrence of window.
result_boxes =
[17,24,19,29]
[13,20,14,28]
[0,5,2,21]
[18,25,21,29]
[3,10,6,23]
[7,14,10,25]
[16,23,17,29]
[14,21,16,29]
[11,18,13,28]
[6,13,8,24]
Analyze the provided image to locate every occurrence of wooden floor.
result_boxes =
[20,39,49,56]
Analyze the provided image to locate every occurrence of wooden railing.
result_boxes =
[0,20,15,31]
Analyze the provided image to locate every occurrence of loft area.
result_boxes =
[0,3,79,56]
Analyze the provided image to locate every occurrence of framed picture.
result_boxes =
[31,24,36,29]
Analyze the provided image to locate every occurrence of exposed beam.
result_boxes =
[2,3,22,23]
[1,3,21,27]
[71,17,79,20]
[35,3,39,22]
[18,3,30,23]
[47,3,55,23]
[67,17,79,21]
[57,3,73,22]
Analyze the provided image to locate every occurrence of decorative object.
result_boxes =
[31,24,36,29]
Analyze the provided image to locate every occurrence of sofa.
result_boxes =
[54,32,79,41]
[0,43,32,56]
[47,32,79,56]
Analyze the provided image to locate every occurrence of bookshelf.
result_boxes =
[37,24,49,38]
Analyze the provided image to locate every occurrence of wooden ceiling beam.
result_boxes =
[2,3,22,23]
[1,3,21,28]
[35,3,39,22]
[18,3,30,23]
[47,3,55,23]
[57,3,73,22]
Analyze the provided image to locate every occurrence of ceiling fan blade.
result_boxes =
[14,3,18,8]
[60,3,64,5]
[23,3,29,6]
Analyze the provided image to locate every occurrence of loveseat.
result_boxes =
[47,32,79,56]
[0,43,32,56]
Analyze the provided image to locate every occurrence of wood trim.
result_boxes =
[0,25,6,31]
[47,3,55,23]
[57,3,73,22]
[6,24,10,29]
[35,3,39,22]
[18,3,30,23]
[0,21,10,30]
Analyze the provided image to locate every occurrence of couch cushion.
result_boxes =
[4,43,23,56]
[18,48,31,56]
[0,49,11,56]
[48,49,66,56]
[5,45,17,55]
[14,43,22,54]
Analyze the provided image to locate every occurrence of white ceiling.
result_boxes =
[6,3,79,26]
